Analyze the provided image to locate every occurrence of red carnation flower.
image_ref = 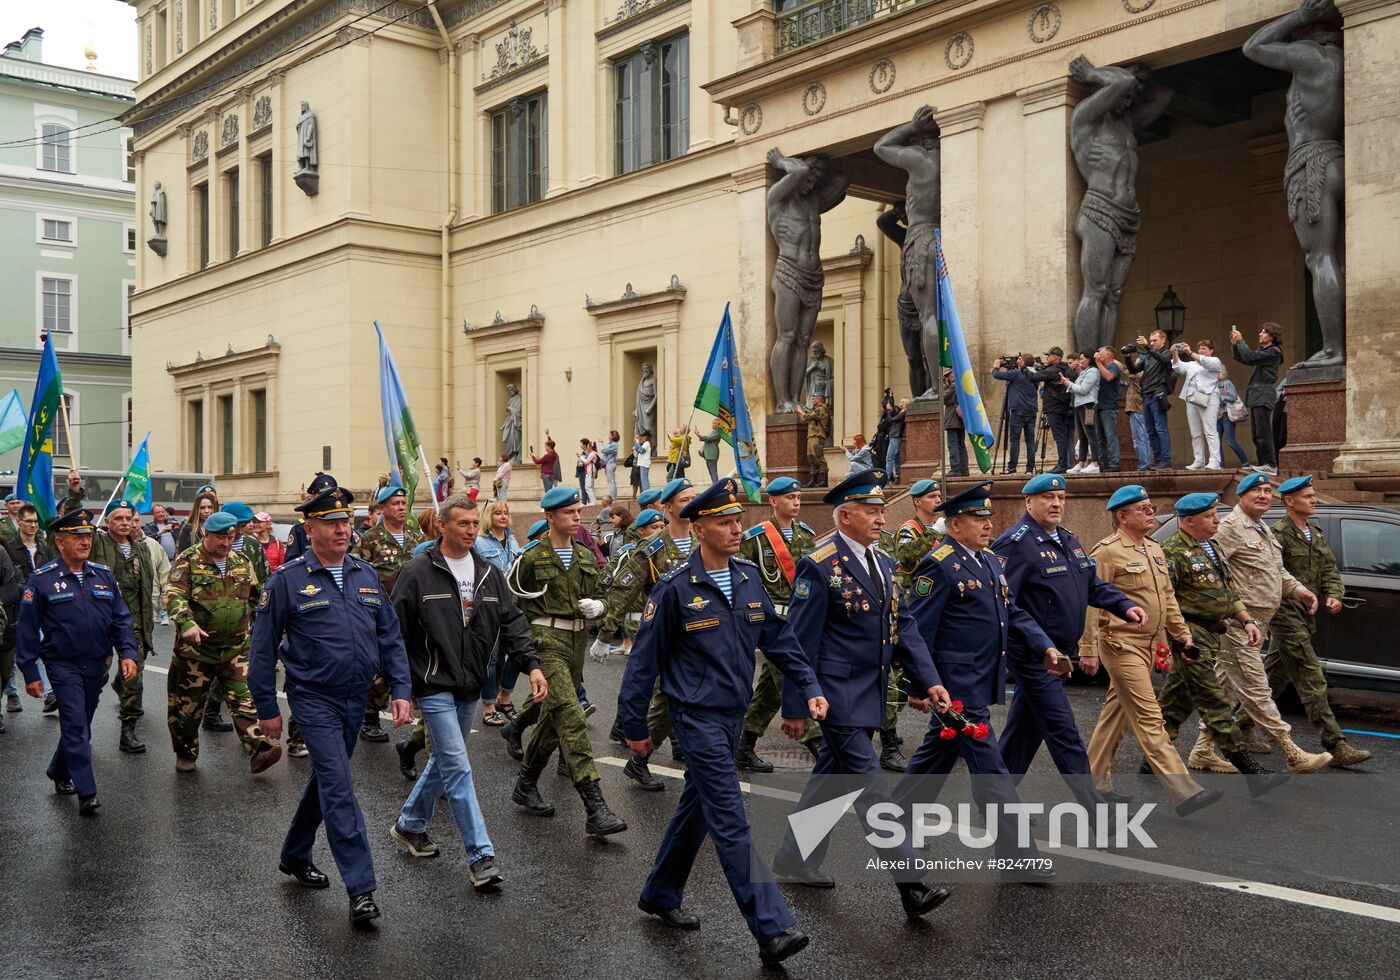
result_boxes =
[972,723,990,740]
[939,727,957,740]
[961,724,976,737]
[950,699,964,713]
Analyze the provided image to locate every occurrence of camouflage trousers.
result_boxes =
[1236,623,1344,750]
[807,438,828,486]
[366,674,391,715]
[742,656,821,743]
[522,632,599,784]
[107,649,147,721]
[1157,635,1243,753]
[1214,621,1290,743]
[167,653,273,760]
[884,666,907,733]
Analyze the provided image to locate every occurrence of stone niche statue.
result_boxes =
[1244,0,1345,369]
[633,362,657,438]
[147,180,167,256]
[874,106,942,398]
[766,147,849,413]
[804,341,832,405]
[294,100,319,197]
[501,383,522,462]
[1069,56,1172,355]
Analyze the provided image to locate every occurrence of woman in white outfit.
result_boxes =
[1171,339,1224,470]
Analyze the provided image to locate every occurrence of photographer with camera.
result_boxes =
[992,353,1039,474]
[1231,323,1284,475]
[1028,347,1073,473]
[1171,339,1224,470]
[1126,330,1174,469]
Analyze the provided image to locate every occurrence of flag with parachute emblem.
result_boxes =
[694,303,764,501]
[374,321,423,503]
[935,229,995,473]
[17,333,62,524]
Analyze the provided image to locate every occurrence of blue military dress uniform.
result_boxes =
[17,510,139,803]
[248,488,411,897]
[993,475,1135,796]
[617,479,821,947]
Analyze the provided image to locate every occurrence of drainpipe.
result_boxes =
[430,1,457,465]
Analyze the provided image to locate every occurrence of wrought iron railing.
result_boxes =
[775,0,936,55]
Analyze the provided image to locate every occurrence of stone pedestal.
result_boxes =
[146,235,167,257]
[901,398,943,479]
[1280,375,1347,474]
[765,413,808,483]
[294,167,319,196]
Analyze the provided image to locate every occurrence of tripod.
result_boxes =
[1035,408,1054,473]
[993,386,1011,474]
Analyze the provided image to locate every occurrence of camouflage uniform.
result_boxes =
[91,531,156,721]
[165,547,274,760]
[738,520,820,745]
[353,520,426,718]
[1157,531,1246,752]
[886,520,944,732]
[805,404,830,487]
[513,538,601,782]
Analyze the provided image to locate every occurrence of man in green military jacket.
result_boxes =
[93,498,156,755]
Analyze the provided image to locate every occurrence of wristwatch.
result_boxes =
[1242,618,1259,627]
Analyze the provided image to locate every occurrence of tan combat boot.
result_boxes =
[1240,731,1273,754]
[1187,730,1238,773]
[1327,740,1372,768]
[1278,736,1331,773]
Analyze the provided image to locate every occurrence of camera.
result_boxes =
[1119,344,1138,357]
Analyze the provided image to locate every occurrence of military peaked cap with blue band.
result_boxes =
[822,468,889,506]
[295,486,354,520]
[657,477,693,504]
[764,476,802,497]
[1278,475,1313,496]
[633,508,664,529]
[105,498,138,516]
[540,486,580,511]
[909,478,942,499]
[203,512,239,534]
[636,488,663,507]
[221,500,255,524]
[1021,473,1067,495]
[195,484,217,496]
[1106,484,1150,512]
[306,472,338,495]
[48,508,95,535]
[527,519,548,540]
[1236,472,1271,496]
[1174,492,1220,517]
[375,485,408,505]
[936,481,994,516]
[680,478,745,520]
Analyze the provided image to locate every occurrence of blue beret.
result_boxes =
[636,488,663,507]
[105,498,138,516]
[306,472,337,494]
[1278,475,1313,496]
[221,501,255,523]
[909,478,942,499]
[1236,472,1271,496]
[540,486,580,511]
[764,477,802,496]
[203,512,238,534]
[527,519,548,540]
[295,486,353,520]
[823,469,889,507]
[657,477,693,504]
[633,508,664,529]
[48,508,95,535]
[3,493,14,502]
[680,478,745,521]
[1106,484,1150,512]
[376,485,407,505]
[1021,473,1067,496]
[1174,492,1220,517]
[936,481,995,516]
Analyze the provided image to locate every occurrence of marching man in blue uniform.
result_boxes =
[775,469,956,921]
[993,474,1146,808]
[903,482,1060,879]
[17,508,139,816]
[618,478,826,968]
[249,486,413,929]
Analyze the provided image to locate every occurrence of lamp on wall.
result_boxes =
[1154,285,1186,344]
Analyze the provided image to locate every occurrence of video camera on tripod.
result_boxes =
[996,353,1042,370]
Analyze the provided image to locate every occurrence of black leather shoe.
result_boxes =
[735,731,773,774]
[52,778,76,795]
[805,737,824,761]
[502,718,525,761]
[349,892,381,929]
[624,754,664,791]
[43,692,59,713]
[279,861,331,889]
[638,899,700,930]
[360,719,390,743]
[609,719,626,744]
[78,795,101,816]
[202,710,233,732]
[898,882,952,919]
[758,929,809,967]
[1174,788,1225,817]
[396,740,419,781]
[1137,758,1153,775]
[772,858,835,889]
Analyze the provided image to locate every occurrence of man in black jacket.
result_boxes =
[1127,330,1174,469]
[3,505,56,714]
[388,494,546,890]
[991,354,1039,474]
[1231,323,1285,474]
[1029,347,1073,473]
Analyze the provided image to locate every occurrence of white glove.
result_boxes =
[588,638,612,663]
[578,598,605,619]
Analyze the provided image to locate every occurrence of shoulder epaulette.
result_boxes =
[742,525,766,541]
[520,539,541,554]
[641,536,666,558]
[1009,523,1029,541]
[796,520,813,535]
[660,563,689,583]
[280,556,307,569]
[733,556,757,567]
[931,543,955,562]
[811,542,837,562]
[1096,532,1121,547]
[89,561,111,571]
[616,542,637,556]
[36,560,58,574]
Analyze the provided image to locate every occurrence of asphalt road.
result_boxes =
[3,623,1399,979]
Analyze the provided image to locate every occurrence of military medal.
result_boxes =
[830,571,844,589]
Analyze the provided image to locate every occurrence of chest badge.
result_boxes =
[685,595,711,611]
[300,584,322,597]
[829,572,844,589]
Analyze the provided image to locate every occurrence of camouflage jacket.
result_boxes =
[90,530,156,654]
[353,520,426,592]
[1272,517,1344,633]
[1163,530,1245,638]
[595,530,691,642]
[0,520,48,553]
[738,519,816,605]
[166,547,261,662]
[1214,505,1303,620]
[240,535,271,586]
[511,539,601,635]
[805,404,830,441]
[893,519,943,589]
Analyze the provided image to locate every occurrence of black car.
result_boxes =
[1152,503,1400,693]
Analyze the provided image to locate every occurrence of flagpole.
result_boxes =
[417,445,441,514]
[934,248,948,496]
[93,476,127,530]
[58,389,77,470]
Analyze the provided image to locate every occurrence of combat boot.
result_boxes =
[878,729,907,773]
[805,736,825,761]
[202,705,233,732]
[735,731,773,773]
[608,718,626,744]
[576,779,627,836]
[624,753,664,791]
[1222,748,1289,798]
[511,762,554,817]
[1277,736,1331,774]
[502,717,525,761]
[360,709,389,743]
[1187,731,1237,773]
[1327,740,1371,769]
[1239,730,1273,755]
[119,718,146,754]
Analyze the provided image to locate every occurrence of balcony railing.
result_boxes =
[775,0,936,55]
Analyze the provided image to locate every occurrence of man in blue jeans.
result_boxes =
[1093,347,1122,471]
[389,494,547,889]
[992,354,1039,474]
[1128,330,1173,469]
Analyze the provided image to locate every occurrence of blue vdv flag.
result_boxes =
[935,230,996,473]
[123,432,153,513]
[374,320,424,503]
[694,303,764,500]
[18,333,62,524]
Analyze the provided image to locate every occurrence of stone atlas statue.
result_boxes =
[875,201,928,397]
[501,383,522,462]
[1245,0,1346,368]
[1069,56,1172,355]
[633,362,657,438]
[874,106,942,398]
[766,147,849,414]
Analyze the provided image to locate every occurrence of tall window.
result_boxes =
[258,153,273,247]
[218,394,234,474]
[42,278,73,334]
[225,168,240,257]
[614,34,689,176]
[125,137,136,182]
[490,92,547,214]
[40,124,72,173]
[189,399,204,471]
[196,183,210,269]
[53,394,75,460]
[250,388,268,471]
[42,219,74,243]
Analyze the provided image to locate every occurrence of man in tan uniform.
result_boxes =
[1208,473,1330,773]
[1082,484,1222,816]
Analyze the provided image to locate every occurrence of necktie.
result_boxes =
[865,549,884,605]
